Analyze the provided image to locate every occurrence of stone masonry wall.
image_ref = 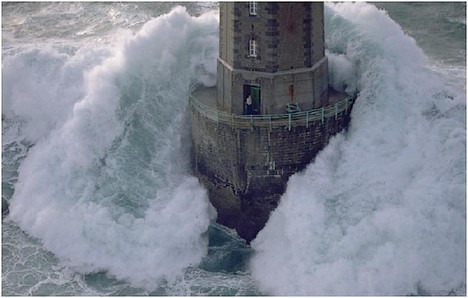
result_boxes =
[217,2,328,115]
[190,101,353,241]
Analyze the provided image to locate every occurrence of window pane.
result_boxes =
[249,39,257,57]
[249,2,257,15]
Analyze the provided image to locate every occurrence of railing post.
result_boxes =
[306,111,309,128]
[288,113,291,131]
[334,103,338,120]
[269,115,272,132]
[321,107,324,124]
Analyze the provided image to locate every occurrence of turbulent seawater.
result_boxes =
[2,2,466,296]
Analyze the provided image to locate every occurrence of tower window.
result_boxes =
[249,2,257,15]
[249,39,257,57]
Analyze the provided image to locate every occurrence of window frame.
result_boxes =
[249,39,257,58]
[249,2,257,16]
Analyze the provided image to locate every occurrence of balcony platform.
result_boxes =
[191,85,350,115]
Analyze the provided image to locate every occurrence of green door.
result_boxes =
[250,85,260,114]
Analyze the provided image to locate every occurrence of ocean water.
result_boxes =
[2,2,465,296]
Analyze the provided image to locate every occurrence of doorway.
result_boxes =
[243,84,261,115]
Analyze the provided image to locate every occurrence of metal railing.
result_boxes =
[189,91,356,131]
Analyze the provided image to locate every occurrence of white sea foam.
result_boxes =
[250,2,465,295]
[7,6,219,289]
[2,45,111,142]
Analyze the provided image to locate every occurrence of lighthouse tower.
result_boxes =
[190,2,354,242]
[217,2,329,115]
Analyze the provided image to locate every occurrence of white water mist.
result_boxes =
[7,6,219,289]
[250,3,465,295]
